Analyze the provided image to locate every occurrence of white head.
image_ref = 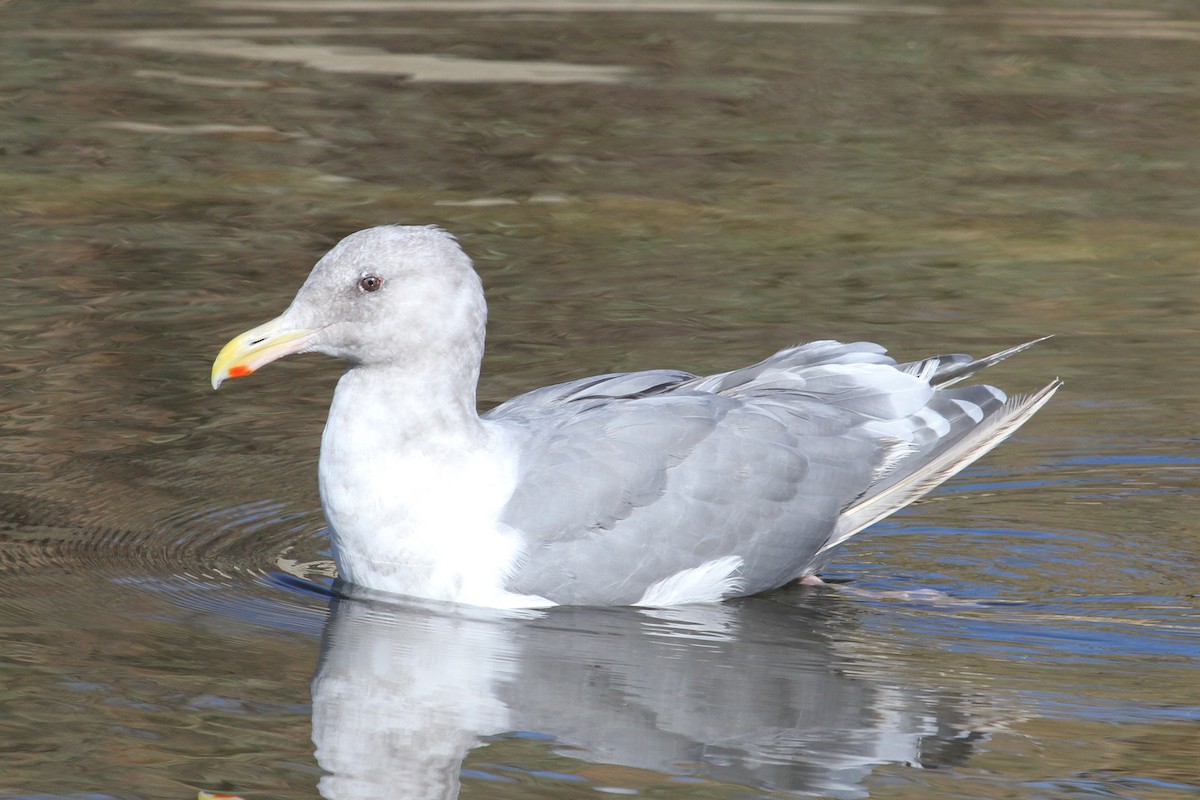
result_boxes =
[212,225,487,387]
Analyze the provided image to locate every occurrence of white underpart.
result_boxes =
[319,370,555,609]
[634,555,745,607]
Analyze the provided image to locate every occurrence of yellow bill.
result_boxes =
[211,315,318,389]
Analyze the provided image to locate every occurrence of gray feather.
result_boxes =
[485,339,1059,605]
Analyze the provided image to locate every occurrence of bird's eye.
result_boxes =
[358,275,384,293]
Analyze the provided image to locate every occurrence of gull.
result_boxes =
[212,225,1059,608]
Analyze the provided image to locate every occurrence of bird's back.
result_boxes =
[485,340,1059,606]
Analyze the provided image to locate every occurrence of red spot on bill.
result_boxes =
[198,793,247,800]
[228,365,253,378]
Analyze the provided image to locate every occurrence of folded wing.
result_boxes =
[485,340,1058,605]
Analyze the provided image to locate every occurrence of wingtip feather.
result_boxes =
[816,375,1061,558]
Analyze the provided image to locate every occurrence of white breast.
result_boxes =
[317,381,553,608]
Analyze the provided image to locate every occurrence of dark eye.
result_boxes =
[358,275,384,293]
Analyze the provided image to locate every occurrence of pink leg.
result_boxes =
[797,574,826,586]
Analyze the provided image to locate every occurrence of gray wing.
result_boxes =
[485,340,1059,606]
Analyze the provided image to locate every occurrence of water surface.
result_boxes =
[1,1,1197,798]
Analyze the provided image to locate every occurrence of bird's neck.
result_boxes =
[330,359,484,443]
[317,359,532,606]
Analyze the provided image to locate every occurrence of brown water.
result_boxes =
[1,1,1198,798]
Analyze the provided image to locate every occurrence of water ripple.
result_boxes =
[0,493,334,627]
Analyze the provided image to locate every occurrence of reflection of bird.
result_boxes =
[311,592,984,800]
[212,225,1059,608]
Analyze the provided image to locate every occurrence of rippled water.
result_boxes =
[2,1,1198,798]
